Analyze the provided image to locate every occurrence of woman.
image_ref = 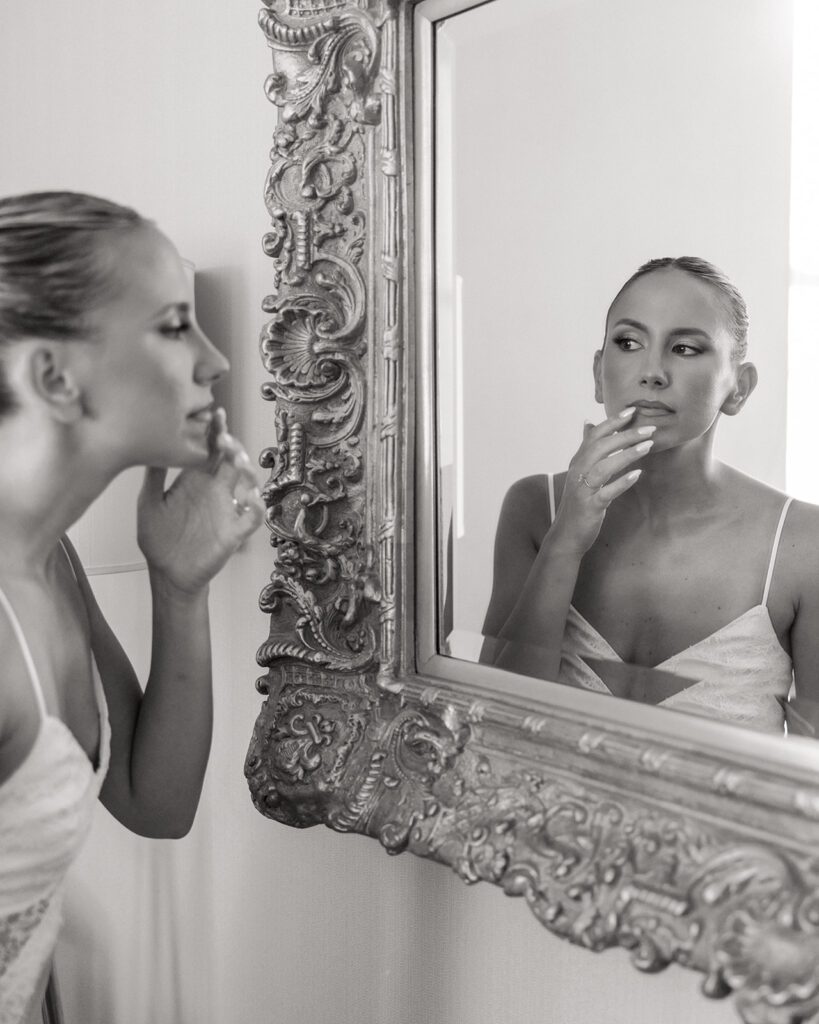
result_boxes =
[482,257,819,734]
[0,191,265,1023]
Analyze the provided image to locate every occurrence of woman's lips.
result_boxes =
[633,406,672,417]
[187,409,214,429]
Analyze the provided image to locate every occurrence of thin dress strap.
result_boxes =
[59,538,78,582]
[546,473,555,523]
[0,582,48,720]
[762,497,794,607]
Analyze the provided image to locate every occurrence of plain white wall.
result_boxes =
[437,0,795,645]
[1,2,743,1022]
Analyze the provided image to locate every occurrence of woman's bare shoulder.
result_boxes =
[718,465,785,504]
[503,473,548,504]
[766,499,819,636]
[720,465,818,534]
[0,610,31,742]
[501,473,560,530]
[722,469,819,596]
[779,496,819,556]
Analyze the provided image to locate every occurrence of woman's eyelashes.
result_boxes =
[160,321,191,340]
[670,342,703,356]
[612,336,703,357]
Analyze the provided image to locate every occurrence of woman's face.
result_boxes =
[594,267,750,450]
[78,224,229,470]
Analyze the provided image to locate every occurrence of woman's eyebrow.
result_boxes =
[154,302,190,318]
[668,327,712,340]
[612,318,712,341]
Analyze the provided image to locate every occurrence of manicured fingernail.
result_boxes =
[627,469,642,481]
[637,425,656,435]
[635,439,654,453]
[619,407,636,418]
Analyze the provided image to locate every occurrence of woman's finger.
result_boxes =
[210,420,258,482]
[596,468,642,505]
[584,406,637,441]
[214,441,259,493]
[586,438,654,489]
[227,487,266,539]
[207,411,259,490]
[141,466,168,502]
[206,407,229,470]
[582,420,657,466]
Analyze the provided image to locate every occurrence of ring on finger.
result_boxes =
[232,496,252,515]
[578,473,599,492]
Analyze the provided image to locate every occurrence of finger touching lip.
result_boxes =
[205,407,227,458]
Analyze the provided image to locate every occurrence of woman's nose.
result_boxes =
[639,355,669,387]
[194,325,230,383]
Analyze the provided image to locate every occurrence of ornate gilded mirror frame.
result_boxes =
[245,2,819,1019]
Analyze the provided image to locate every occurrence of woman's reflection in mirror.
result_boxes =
[481,257,819,737]
[0,191,265,1022]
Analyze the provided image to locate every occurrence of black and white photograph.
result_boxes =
[2,2,818,1023]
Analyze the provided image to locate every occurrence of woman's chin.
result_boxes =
[137,444,210,471]
[181,443,212,468]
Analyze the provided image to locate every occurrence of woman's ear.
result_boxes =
[721,361,758,416]
[593,349,604,404]
[28,343,84,423]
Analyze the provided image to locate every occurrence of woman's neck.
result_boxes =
[0,415,115,578]
[618,436,727,531]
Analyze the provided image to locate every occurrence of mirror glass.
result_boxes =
[433,0,819,736]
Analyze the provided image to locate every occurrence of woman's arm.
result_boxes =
[780,502,819,737]
[63,542,212,838]
[479,476,586,680]
[63,423,263,838]
[481,411,653,680]
[478,476,567,677]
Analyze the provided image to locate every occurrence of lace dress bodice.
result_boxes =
[545,476,793,734]
[560,603,792,733]
[0,548,110,1024]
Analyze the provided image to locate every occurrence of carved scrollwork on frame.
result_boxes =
[248,3,819,1023]
[246,672,373,827]
[255,0,393,684]
[248,667,819,1022]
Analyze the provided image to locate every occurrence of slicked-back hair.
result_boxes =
[605,256,749,362]
[0,190,145,416]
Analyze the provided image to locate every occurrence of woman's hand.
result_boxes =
[136,408,265,593]
[549,407,655,557]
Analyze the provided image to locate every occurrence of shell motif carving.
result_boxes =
[256,0,386,686]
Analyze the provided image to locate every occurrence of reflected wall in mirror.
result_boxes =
[435,0,819,737]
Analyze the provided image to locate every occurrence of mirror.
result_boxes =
[250,3,819,1021]
[432,0,819,736]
